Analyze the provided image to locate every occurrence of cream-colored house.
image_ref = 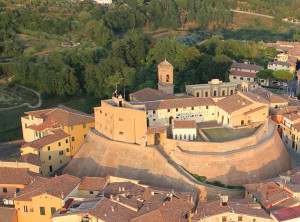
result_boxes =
[268,61,293,73]
[172,120,197,141]
[229,62,263,84]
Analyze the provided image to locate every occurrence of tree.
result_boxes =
[256,69,274,86]
[273,70,294,81]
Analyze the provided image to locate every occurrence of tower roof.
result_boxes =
[158,59,173,68]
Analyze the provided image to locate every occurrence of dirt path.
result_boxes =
[0,84,42,111]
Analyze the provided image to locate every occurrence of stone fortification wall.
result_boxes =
[164,122,269,153]
[63,128,245,200]
[0,161,40,174]
[169,122,291,185]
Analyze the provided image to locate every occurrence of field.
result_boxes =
[202,126,259,142]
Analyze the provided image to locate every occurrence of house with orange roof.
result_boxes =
[229,62,264,84]
[21,105,94,156]
[13,174,81,222]
[20,129,71,176]
[282,113,300,152]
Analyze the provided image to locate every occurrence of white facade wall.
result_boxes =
[172,128,197,141]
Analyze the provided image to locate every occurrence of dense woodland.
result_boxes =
[0,0,299,99]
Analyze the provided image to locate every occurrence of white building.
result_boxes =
[172,120,197,141]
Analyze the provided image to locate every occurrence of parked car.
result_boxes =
[282,83,288,87]
[273,82,280,87]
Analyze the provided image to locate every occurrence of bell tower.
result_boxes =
[158,59,174,94]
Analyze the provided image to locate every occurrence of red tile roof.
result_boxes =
[0,207,17,222]
[231,62,263,72]
[88,198,136,222]
[147,126,167,135]
[132,97,215,110]
[25,105,94,131]
[193,199,271,220]
[0,167,38,185]
[230,70,257,78]
[271,206,300,222]
[21,129,69,150]
[129,88,170,102]
[14,174,81,201]
[17,153,41,166]
[158,59,173,68]
[173,120,196,129]
[216,94,253,114]
[79,177,108,191]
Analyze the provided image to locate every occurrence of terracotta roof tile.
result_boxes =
[229,70,257,78]
[102,182,145,197]
[283,113,300,122]
[21,129,69,150]
[271,206,300,222]
[129,88,170,102]
[243,105,267,115]
[216,94,253,114]
[17,153,41,166]
[147,126,167,135]
[14,174,81,201]
[193,199,271,220]
[268,61,290,67]
[270,106,299,115]
[231,62,263,72]
[0,207,17,222]
[158,59,173,68]
[79,177,108,191]
[88,198,136,222]
[132,97,215,111]
[173,120,196,129]
[25,105,94,131]
[0,167,38,185]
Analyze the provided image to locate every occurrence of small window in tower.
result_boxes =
[166,75,170,82]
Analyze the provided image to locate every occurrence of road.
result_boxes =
[0,142,23,159]
[230,9,300,25]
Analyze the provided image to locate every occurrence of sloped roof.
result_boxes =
[21,129,69,150]
[132,97,215,111]
[17,153,41,167]
[0,207,17,222]
[158,59,173,68]
[193,199,270,220]
[231,62,263,72]
[0,167,38,185]
[129,88,170,102]
[251,89,288,104]
[216,94,253,114]
[173,120,196,129]
[14,174,81,201]
[268,61,290,67]
[79,177,108,191]
[229,70,257,78]
[88,198,136,222]
[25,105,94,131]
[270,106,299,115]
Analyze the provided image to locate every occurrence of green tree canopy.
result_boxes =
[273,70,294,81]
[256,69,274,79]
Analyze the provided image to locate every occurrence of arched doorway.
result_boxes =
[169,116,173,124]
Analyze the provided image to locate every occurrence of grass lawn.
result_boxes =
[202,126,259,142]
[0,154,20,161]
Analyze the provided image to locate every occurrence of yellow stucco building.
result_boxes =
[13,174,81,222]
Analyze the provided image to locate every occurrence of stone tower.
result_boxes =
[158,59,174,94]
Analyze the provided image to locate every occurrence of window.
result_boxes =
[66,139,68,143]
[191,107,194,110]
[196,92,200,97]
[16,188,20,193]
[25,123,27,129]
[206,106,209,109]
[67,148,69,152]
[176,108,178,112]
[222,91,225,96]
[71,126,74,131]
[62,125,64,130]
[222,216,227,222]
[84,134,87,139]
[31,115,33,120]
[168,109,170,112]
[253,219,256,222]
[89,191,94,195]
[205,92,208,97]
[118,118,123,121]
[230,90,234,95]
[240,77,244,80]
[261,79,265,83]
[72,146,76,150]
[23,206,28,213]
[238,216,242,221]
[35,131,38,137]
[153,110,156,114]
[233,76,236,79]
[3,187,7,193]
[58,142,61,147]
[49,166,52,172]
[48,155,51,160]
[119,132,124,135]
[51,207,56,216]
[60,160,62,164]
[40,207,45,215]
[59,151,64,156]
[71,136,75,142]
[247,78,250,81]
[48,146,50,151]
[83,123,86,128]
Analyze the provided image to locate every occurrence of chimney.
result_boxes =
[122,186,125,191]
[260,182,263,187]
[242,101,245,105]
[111,207,115,212]
[238,99,240,103]
[220,196,228,207]
[110,194,113,200]
[61,192,64,199]
[118,187,121,191]
[14,192,17,197]
[191,196,194,203]
[116,195,120,201]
